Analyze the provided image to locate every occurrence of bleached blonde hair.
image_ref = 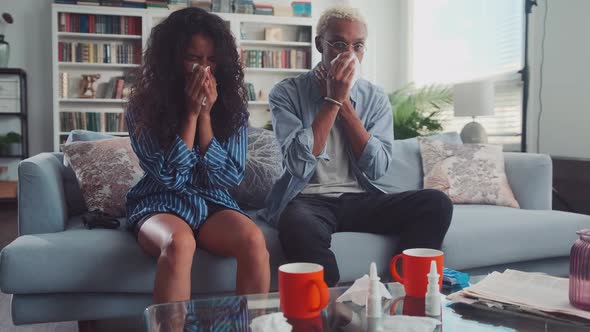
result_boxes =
[316,6,368,37]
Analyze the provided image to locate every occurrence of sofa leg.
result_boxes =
[78,320,97,332]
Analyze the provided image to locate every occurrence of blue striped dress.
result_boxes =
[125,110,247,232]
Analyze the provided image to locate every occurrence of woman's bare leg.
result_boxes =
[137,213,196,304]
[197,210,270,295]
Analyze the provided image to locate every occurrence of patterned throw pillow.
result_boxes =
[62,137,144,217]
[418,138,519,208]
[229,127,283,209]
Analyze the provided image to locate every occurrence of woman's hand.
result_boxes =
[199,69,218,118]
[185,65,209,117]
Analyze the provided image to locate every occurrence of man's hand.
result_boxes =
[313,64,328,97]
[326,52,356,103]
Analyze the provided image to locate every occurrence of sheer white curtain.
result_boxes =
[411,0,525,151]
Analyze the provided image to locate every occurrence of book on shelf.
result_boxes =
[58,41,140,64]
[146,0,169,8]
[241,49,309,69]
[55,0,78,4]
[189,0,210,11]
[122,1,147,8]
[234,0,254,14]
[244,82,256,101]
[77,0,100,5]
[254,3,273,16]
[100,0,124,6]
[58,13,142,35]
[60,112,128,133]
[169,0,189,10]
[211,0,232,13]
[59,72,69,98]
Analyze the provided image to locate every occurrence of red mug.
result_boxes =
[390,296,426,317]
[390,248,444,298]
[279,263,330,319]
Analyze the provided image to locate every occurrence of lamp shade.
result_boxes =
[453,81,495,117]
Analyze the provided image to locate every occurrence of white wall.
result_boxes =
[527,0,590,158]
[1,0,53,155]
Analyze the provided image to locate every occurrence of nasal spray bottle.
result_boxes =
[366,262,382,318]
[425,260,441,318]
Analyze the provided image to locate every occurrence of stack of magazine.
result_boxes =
[447,270,590,324]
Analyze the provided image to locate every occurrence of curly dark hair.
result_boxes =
[127,7,248,147]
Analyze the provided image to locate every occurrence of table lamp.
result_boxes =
[453,81,495,144]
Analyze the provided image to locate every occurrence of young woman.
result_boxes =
[126,7,270,304]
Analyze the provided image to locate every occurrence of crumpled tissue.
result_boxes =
[336,274,392,305]
[249,312,292,332]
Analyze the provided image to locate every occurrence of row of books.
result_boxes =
[55,0,170,8]
[58,42,140,64]
[241,49,309,70]
[55,0,311,16]
[60,112,128,133]
[58,13,141,35]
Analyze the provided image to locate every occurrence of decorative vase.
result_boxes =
[570,229,590,310]
[0,35,9,67]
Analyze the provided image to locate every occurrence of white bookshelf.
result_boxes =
[52,4,146,151]
[53,5,317,150]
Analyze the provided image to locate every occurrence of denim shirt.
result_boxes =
[260,71,394,226]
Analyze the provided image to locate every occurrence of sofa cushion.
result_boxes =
[373,132,462,193]
[0,211,398,294]
[229,127,283,209]
[63,131,116,217]
[62,137,144,217]
[443,205,590,270]
[419,139,519,208]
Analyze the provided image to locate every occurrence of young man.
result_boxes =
[263,6,453,286]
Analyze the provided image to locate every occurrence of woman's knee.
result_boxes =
[237,227,269,261]
[161,230,196,266]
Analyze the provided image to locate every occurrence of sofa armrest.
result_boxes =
[504,152,552,210]
[18,153,68,235]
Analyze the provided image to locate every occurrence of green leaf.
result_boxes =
[390,83,453,139]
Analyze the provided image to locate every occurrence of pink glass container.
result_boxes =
[570,229,590,310]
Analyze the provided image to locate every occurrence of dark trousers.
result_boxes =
[277,189,453,286]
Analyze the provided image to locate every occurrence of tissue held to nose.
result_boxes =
[330,53,362,88]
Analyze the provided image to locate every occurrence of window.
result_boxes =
[411,0,525,150]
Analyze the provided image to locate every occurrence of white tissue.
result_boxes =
[249,312,292,332]
[381,315,441,332]
[336,275,392,305]
[330,53,362,88]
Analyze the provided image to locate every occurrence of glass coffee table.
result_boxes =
[145,282,590,331]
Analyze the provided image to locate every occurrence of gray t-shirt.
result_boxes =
[301,122,365,197]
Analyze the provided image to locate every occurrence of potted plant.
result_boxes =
[3,131,21,155]
[389,83,453,140]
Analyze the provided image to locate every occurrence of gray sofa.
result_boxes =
[2,147,590,325]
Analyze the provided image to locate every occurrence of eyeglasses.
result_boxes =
[323,38,367,54]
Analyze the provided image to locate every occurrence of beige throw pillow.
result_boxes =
[62,137,144,217]
[418,138,519,208]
